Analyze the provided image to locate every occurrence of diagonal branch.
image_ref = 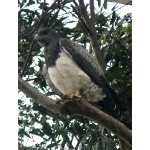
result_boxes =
[20,0,58,78]
[90,0,95,25]
[18,77,132,146]
[77,0,106,74]
[108,0,132,5]
[18,77,61,113]
[71,5,90,33]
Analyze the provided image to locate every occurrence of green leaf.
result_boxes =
[110,11,116,25]
[30,129,43,136]
[46,140,61,148]
[97,0,101,7]
[42,121,52,136]
[103,0,108,9]
[19,129,31,138]
[18,56,25,62]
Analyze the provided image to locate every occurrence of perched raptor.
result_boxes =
[34,27,127,125]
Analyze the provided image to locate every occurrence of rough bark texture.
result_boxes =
[78,0,106,74]
[18,77,132,146]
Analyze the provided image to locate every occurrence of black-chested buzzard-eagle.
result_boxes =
[34,27,127,125]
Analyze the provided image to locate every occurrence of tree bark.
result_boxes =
[108,0,132,5]
[18,77,132,146]
[78,0,106,74]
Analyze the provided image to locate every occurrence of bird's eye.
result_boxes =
[41,30,48,35]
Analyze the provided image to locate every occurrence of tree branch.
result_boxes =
[71,5,90,33]
[89,0,95,25]
[77,0,106,74]
[119,138,128,150]
[18,77,132,146]
[20,0,58,78]
[108,0,132,5]
[18,77,62,113]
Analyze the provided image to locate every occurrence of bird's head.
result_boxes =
[34,27,61,48]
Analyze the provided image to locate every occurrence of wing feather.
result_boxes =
[60,39,126,116]
[42,64,63,97]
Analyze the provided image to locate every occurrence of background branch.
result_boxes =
[71,5,90,33]
[18,77,132,146]
[108,0,132,5]
[20,0,58,78]
[77,0,106,74]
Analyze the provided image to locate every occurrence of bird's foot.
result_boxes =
[70,95,81,101]
[56,99,66,104]
[61,95,69,100]
[56,95,69,104]
[56,89,81,105]
[70,89,81,101]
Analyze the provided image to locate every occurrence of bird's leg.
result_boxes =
[70,89,81,101]
[61,95,69,100]
[56,95,68,104]
[75,89,81,98]
[56,89,81,105]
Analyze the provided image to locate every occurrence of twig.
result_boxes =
[78,0,106,74]
[18,23,37,39]
[75,137,83,150]
[20,0,58,78]
[90,0,95,25]
[20,40,35,78]
[71,5,90,33]
[100,0,132,24]
[78,0,91,27]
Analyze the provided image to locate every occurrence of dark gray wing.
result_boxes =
[60,39,126,118]
[42,64,63,97]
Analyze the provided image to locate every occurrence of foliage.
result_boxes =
[18,0,132,149]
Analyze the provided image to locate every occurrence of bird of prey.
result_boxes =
[34,27,127,124]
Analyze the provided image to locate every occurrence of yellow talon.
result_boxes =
[70,89,82,99]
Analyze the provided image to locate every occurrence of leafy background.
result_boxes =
[18,0,132,149]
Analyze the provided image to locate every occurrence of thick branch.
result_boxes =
[119,138,128,150]
[90,0,95,25]
[108,0,132,5]
[18,77,132,146]
[78,0,106,74]
[18,77,62,113]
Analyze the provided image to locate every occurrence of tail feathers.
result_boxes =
[95,96,132,130]
[121,120,132,130]
[97,96,125,121]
